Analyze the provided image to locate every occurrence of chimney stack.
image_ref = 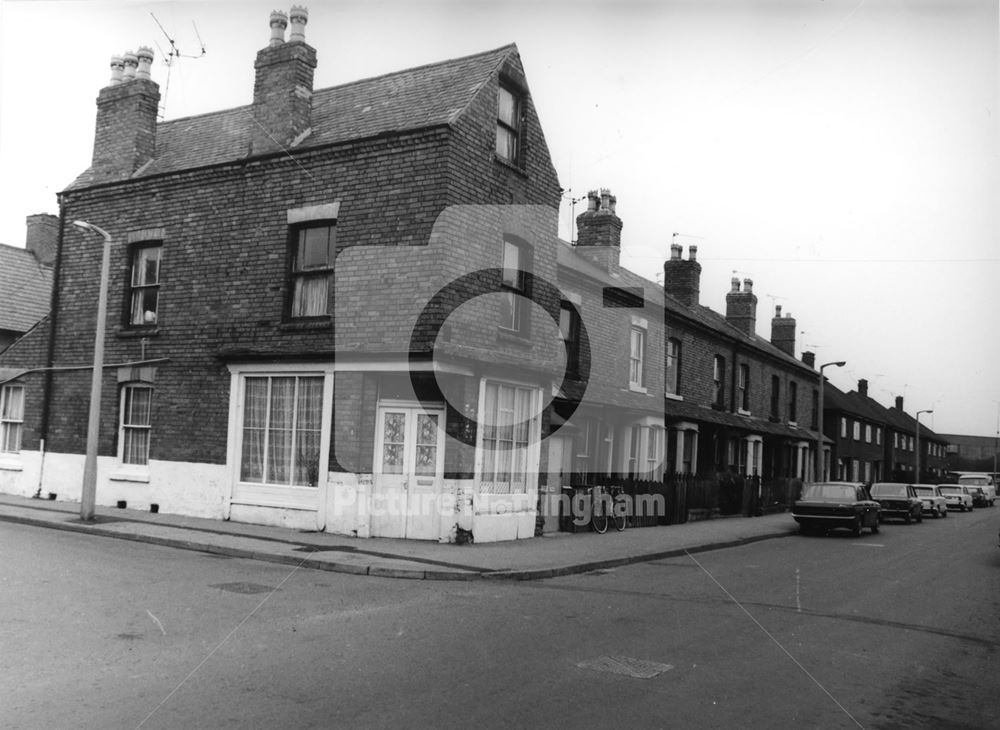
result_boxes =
[858,379,868,397]
[251,6,317,155]
[770,305,796,356]
[663,242,701,307]
[575,188,622,273]
[895,395,904,411]
[725,276,758,336]
[801,351,816,369]
[25,214,59,267]
[91,46,160,182]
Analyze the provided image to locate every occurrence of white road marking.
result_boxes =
[795,568,801,613]
[851,543,884,548]
[146,610,166,635]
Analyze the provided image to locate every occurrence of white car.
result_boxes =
[912,485,948,518]
[937,484,974,512]
[957,474,996,506]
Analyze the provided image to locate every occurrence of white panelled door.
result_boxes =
[372,403,445,540]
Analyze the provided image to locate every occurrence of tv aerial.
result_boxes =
[150,12,207,119]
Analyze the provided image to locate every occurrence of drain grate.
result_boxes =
[211,582,277,595]
[577,656,674,679]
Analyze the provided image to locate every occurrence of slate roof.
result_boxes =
[557,243,815,375]
[824,383,886,424]
[0,244,53,333]
[67,44,516,189]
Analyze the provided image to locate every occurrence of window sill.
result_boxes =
[665,392,684,402]
[279,317,332,332]
[110,467,150,483]
[497,328,532,347]
[117,327,160,339]
[0,456,23,472]
[628,383,648,394]
[492,153,528,177]
[737,408,751,416]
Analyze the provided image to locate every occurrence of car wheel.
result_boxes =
[916,510,923,523]
[871,520,879,534]
[932,508,939,519]
[852,517,862,537]
[941,507,947,518]
[904,512,912,524]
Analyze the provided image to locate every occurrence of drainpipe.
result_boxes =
[36,197,66,498]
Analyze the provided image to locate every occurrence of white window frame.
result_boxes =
[864,424,872,443]
[666,338,681,397]
[226,363,334,512]
[629,324,647,392]
[495,84,522,164]
[840,417,847,438]
[853,420,861,440]
[0,383,25,456]
[475,379,542,496]
[110,384,153,483]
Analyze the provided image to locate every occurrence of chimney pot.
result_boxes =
[730,277,740,293]
[122,51,138,79]
[599,188,611,211]
[586,190,599,211]
[688,245,697,261]
[743,278,753,293]
[269,10,288,46]
[109,55,124,85]
[775,305,782,317]
[670,243,682,260]
[289,5,309,43]
[136,46,154,80]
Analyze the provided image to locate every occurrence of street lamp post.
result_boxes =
[73,220,112,522]
[915,409,933,484]
[816,360,846,481]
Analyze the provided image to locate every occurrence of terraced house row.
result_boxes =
[0,9,947,541]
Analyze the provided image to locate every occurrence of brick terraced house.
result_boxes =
[0,8,832,540]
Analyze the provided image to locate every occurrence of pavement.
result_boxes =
[0,493,798,581]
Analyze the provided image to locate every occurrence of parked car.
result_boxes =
[912,485,948,519]
[966,486,989,508]
[792,482,881,536]
[869,482,923,524]
[937,484,974,512]
[957,474,996,505]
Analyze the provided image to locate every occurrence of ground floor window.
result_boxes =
[1,384,24,453]
[240,375,323,487]
[120,385,152,465]
[480,381,538,493]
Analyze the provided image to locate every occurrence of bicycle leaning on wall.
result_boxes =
[590,484,627,534]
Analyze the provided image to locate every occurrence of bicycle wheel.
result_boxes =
[591,502,608,534]
[613,495,627,531]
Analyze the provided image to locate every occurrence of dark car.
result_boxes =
[792,482,881,536]
[966,486,988,508]
[870,482,923,524]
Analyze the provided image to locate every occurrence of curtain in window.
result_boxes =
[294,377,323,486]
[481,383,534,493]
[1,385,24,453]
[122,386,152,465]
[266,378,295,484]
[292,276,328,317]
[241,378,269,482]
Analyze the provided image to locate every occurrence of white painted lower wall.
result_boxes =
[0,451,539,542]
[0,450,227,518]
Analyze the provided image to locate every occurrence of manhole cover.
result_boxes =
[577,656,674,679]
[211,582,277,595]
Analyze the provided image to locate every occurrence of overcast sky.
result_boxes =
[1,0,997,437]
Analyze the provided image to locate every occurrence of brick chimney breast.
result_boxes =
[91,48,159,182]
[726,276,758,336]
[663,243,701,307]
[770,306,796,356]
[575,188,622,273]
[251,8,316,155]
[25,213,59,267]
